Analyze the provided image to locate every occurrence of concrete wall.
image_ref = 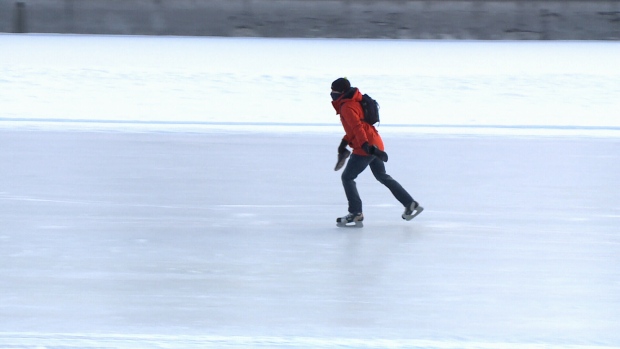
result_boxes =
[1,0,619,39]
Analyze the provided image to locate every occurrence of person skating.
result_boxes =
[330,77,423,227]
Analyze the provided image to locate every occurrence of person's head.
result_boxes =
[330,77,351,101]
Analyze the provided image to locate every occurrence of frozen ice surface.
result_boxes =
[1,131,619,348]
[1,34,619,133]
[0,34,619,348]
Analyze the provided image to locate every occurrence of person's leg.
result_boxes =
[341,154,373,213]
[369,157,414,207]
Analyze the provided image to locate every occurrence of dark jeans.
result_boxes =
[341,154,414,214]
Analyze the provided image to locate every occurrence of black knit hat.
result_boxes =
[331,77,351,93]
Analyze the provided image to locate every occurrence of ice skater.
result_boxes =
[330,77,423,227]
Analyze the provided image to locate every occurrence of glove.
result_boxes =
[361,142,372,155]
[335,139,351,171]
[372,147,389,162]
[334,138,351,171]
[361,142,388,162]
[337,138,348,154]
[335,149,351,171]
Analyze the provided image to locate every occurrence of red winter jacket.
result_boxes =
[332,88,384,156]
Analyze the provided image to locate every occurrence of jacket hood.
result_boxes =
[332,87,362,114]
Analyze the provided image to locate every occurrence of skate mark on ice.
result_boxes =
[0,333,617,349]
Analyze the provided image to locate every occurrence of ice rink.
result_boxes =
[1,130,619,348]
[1,34,619,348]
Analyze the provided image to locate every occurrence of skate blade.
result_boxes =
[402,206,424,221]
[336,221,364,228]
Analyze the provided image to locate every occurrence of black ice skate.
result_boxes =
[402,201,424,221]
[337,212,364,228]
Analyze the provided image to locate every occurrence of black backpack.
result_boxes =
[360,94,380,125]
